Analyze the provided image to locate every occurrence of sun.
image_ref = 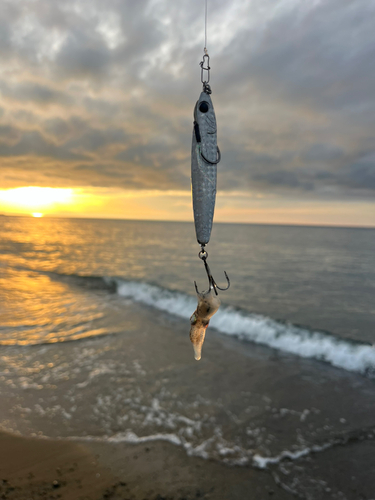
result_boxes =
[0,186,73,214]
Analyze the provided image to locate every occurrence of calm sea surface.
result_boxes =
[1,216,375,498]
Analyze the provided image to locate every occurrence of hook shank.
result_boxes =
[194,247,230,295]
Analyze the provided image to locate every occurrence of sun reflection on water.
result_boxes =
[0,267,109,346]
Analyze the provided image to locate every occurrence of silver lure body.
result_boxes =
[191,91,221,246]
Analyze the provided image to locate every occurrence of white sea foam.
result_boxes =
[69,431,212,460]
[107,430,182,446]
[70,430,252,463]
[68,431,336,469]
[107,278,196,319]
[253,443,332,469]
[108,278,375,377]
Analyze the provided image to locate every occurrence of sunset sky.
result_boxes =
[0,0,374,226]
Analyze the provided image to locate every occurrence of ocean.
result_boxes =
[1,216,375,498]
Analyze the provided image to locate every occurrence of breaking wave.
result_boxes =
[10,270,374,378]
[103,277,375,378]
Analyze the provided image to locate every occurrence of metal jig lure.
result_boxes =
[189,7,230,360]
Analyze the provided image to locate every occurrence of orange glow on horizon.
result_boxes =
[0,186,103,217]
[0,186,74,214]
[0,186,373,228]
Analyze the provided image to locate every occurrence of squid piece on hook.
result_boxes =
[189,250,230,361]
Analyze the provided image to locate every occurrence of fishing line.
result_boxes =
[204,0,208,54]
[200,0,211,93]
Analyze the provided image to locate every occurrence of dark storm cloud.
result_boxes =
[0,0,374,199]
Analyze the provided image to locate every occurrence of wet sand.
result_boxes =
[0,430,288,500]
[0,431,114,500]
[2,427,375,500]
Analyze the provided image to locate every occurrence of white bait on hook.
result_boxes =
[189,287,221,361]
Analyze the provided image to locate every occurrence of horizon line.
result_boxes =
[1,213,374,230]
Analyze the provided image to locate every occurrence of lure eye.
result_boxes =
[199,101,209,113]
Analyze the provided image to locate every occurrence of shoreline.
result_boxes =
[0,430,288,500]
[2,428,375,500]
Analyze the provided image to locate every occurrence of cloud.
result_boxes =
[345,152,375,190]
[54,31,112,79]
[0,81,73,106]
[0,128,87,161]
[0,0,373,205]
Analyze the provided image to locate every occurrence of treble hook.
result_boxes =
[194,248,230,296]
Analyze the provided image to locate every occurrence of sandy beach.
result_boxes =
[2,425,375,500]
[0,431,114,500]
[0,430,290,500]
